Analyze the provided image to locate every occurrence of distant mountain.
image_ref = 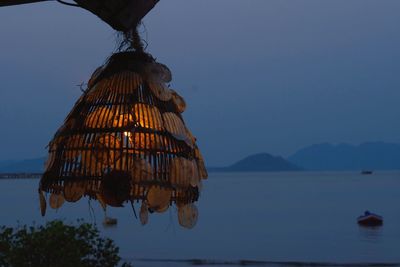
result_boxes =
[0,157,46,173]
[3,142,400,173]
[209,153,302,172]
[288,142,400,171]
[0,160,17,170]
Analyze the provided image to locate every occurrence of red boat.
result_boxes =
[357,211,383,226]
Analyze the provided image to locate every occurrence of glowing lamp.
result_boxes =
[39,51,207,228]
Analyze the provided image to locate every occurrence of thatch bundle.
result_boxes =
[39,51,207,228]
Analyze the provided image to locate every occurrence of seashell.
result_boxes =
[170,157,193,187]
[157,63,172,83]
[49,193,65,209]
[174,189,195,208]
[194,147,208,180]
[147,81,172,101]
[196,179,203,191]
[133,103,163,130]
[178,203,198,229]
[197,158,208,180]
[184,127,196,148]
[189,160,200,187]
[162,113,191,144]
[140,202,149,225]
[147,186,171,211]
[154,204,169,213]
[96,193,107,210]
[144,62,172,83]
[171,158,199,187]
[170,89,186,113]
[64,182,84,203]
[39,190,46,217]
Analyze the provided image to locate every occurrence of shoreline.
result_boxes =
[130,259,400,267]
[0,173,41,179]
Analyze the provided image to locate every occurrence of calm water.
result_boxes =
[1,172,400,266]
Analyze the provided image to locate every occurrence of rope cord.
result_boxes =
[117,26,145,52]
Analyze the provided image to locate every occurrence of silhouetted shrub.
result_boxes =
[0,220,132,267]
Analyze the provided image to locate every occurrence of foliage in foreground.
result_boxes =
[0,220,132,267]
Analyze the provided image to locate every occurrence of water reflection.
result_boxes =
[1,172,400,263]
[358,225,383,243]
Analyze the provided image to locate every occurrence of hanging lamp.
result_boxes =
[38,27,208,228]
[0,0,208,229]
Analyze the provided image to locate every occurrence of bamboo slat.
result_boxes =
[39,51,206,228]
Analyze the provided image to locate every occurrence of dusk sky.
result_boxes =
[0,0,400,166]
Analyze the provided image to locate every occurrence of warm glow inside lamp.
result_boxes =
[0,0,208,229]
[39,40,208,228]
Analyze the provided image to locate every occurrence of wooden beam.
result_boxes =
[75,0,159,31]
[0,0,50,7]
[0,0,159,31]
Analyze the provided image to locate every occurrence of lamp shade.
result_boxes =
[39,51,207,228]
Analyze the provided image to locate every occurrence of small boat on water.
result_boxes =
[357,211,383,226]
[103,216,118,226]
[361,170,373,175]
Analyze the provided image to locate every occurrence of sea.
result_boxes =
[1,171,399,267]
